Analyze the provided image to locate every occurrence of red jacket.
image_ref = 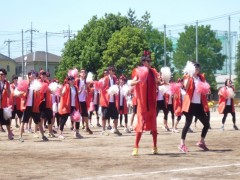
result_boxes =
[9,83,21,110]
[132,67,159,113]
[20,87,41,113]
[58,83,80,115]
[181,74,209,113]
[99,75,118,107]
[218,86,235,114]
[0,80,10,109]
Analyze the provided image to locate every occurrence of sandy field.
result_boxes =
[0,110,240,180]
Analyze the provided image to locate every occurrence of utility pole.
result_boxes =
[196,20,198,63]
[164,24,167,66]
[22,29,24,78]
[64,25,72,40]
[4,39,15,58]
[229,16,232,80]
[25,22,39,53]
[45,31,48,72]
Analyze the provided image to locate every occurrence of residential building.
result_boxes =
[14,51,61,79]
[0,53,17,80]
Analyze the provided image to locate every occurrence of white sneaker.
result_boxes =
[58,134,65,139]
[100,130,109,136]
[221,126,224,131]
[124,128,131,133]
[172,128,179,133]
[111,129,122,136]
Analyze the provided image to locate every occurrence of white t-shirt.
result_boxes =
[119,86,124,106]
[157,86,164,101]
[93,89,99,105]
[71,86,76,107]
[191,76,201,104]
[78,79,87,102]
[109,75,115,103]
[26,89,34,106]
[181,88,186,101]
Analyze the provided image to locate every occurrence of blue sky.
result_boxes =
[1,0,240,58]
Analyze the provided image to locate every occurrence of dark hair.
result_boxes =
[28,70,37,76]
[12,75,18,81]
[67,76,75,81]
[39,70,46,75]
[119,75,127,82]
[141,50,151,61]
[107,66,116,72]
[0,68,7,75]
[225,79,232,86]
[46,72,50,77]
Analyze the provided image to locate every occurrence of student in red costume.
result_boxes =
[99,66,122,136]
[178,62,210,153]
[75,69,93,134]
[19,70,49,142]
[117,75,131,133]
[10,75,23,128]
[58,76,81,139]
[218,79,238,130]
[129,50,160,156]
[0,68,13,140]
[39,70,54,137]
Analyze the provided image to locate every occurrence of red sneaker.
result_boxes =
[196,142,209,151]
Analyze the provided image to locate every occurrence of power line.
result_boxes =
[4,39,16,58]
[25,22,39,53]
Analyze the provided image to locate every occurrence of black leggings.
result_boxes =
[222,112,236,124]
[60,107,79,131]
[120,114,128,125]
[89,107,99,120]
[182,113,209,140]
[163,104,174,120]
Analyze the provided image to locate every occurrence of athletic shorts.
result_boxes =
[102,102,118,120]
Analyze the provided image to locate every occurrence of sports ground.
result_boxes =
[0,110,239,179]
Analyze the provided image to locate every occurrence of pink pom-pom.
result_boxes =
[40,82,49,94]
[94,79,104,90]
[71,110,81,122]
[219,87,228,98]
[17,80,29,92]
[196,81,210,95]
[136,66,148,82]
[54,87,61,97]
[89,102,95,112]
[169,83,181,95]
[68,68,79,78]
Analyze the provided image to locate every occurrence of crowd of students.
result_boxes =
[0,51,238,155]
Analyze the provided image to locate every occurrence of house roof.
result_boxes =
[0,53,14,61]
[14,51,61,63]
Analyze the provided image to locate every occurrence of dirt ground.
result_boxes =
[0,110,240,180]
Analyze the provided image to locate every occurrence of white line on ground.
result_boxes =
[80,163,240,180]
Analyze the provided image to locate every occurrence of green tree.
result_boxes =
[139,11,152,30]
[102,26,148,78]
[127,8,139,27]
[234,41,240,89]
[56,13,131,81]
[173,25,226,89]
[145,27,173,70]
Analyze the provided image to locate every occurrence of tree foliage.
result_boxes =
[56,10,173,81]
[173,25,226,89]
[102,26,148,78]
[56,14,131,81]
[234,41,240,89]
